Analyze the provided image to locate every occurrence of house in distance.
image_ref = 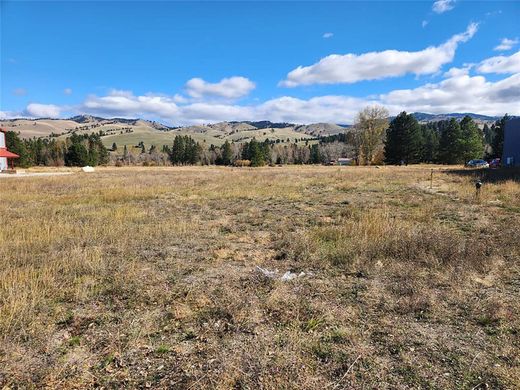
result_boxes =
[0,128,19,172]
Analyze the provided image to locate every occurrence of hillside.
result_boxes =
[0,112,506,149]
[0,116,344,148]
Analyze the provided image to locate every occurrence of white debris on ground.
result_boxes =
[256,266,308,281]
[281,271,306,281]
[82,166,95,173]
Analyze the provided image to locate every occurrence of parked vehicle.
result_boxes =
[489,158,501,168]
[465,159,489,168]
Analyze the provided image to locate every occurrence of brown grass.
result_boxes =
[1,165,519,388]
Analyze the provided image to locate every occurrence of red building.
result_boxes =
[0,128,20,171]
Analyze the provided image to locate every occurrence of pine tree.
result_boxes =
[384,112,423,164]
[4,131,30,167]
[221,140,233,165]
[310,144,322,164]
[490,114,509,158]
[170,135,185,165]
[459,116,484,162]
[88,139,99,166]
[420,124,440,163]
[438,118,463,164]
[112,142,117,151]
[243,139,266,167]
[65,142,89,166]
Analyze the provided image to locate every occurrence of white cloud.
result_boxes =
[477,51,520,74]
[443,64,473,78]
[432,0,455,14]
[68,72,517,124]
[185,76,255,99]
[380,72,520,116]
[64,88,73,95]
[24,103,61,118]
[82,90,179,118]
[494,38,519,51]
[323,32,334,39]
[422,20,429,28]
[173,94,189,103]
[280,23,478,87]
[8,49,520,125]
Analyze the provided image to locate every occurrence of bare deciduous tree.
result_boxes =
[355,106,389,165]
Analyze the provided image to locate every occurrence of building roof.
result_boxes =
[0,148,19,158]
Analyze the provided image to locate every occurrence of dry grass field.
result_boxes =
[1,165,519,389]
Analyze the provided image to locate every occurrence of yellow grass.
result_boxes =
[1,165,519,388]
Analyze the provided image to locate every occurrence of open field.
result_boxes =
[1,166,519,388]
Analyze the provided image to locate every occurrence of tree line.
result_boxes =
[5,108,509,168]
[384,112,508,165]
[5,131,109,167]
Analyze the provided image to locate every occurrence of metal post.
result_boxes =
[475,180,482,203]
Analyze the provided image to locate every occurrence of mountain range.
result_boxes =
[0,112,504,148]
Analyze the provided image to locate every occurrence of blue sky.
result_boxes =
[1,0,519,124]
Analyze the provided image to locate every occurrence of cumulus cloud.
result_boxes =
[24,103,61,118]
[9,48,520,125]
[443,65,473,78]
[280,23,478,87]
[185,76,255,99]
[494,38,518,51]
[64,88,73,95]
[69,73,517,124]
[432,0,455,14]
[380,72,520,116]
[477,50,520,74]
[323,32,334,39]
[82,89,179,118]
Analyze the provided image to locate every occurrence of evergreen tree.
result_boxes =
[384,112,423,164]
[65,142,89,166]
[459,116,484,162]
[310,144,322,164]
[88,140,99,166]
[123,145,129,161]
[420,124,440,163]
[490,114,509,158]
[4,131,30,167]
[169,135,201,165]
[170,135,185,165]
[438,119,463,164]
[220,140,233,165]
[242,139,266,167]
[112,142,117,151]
